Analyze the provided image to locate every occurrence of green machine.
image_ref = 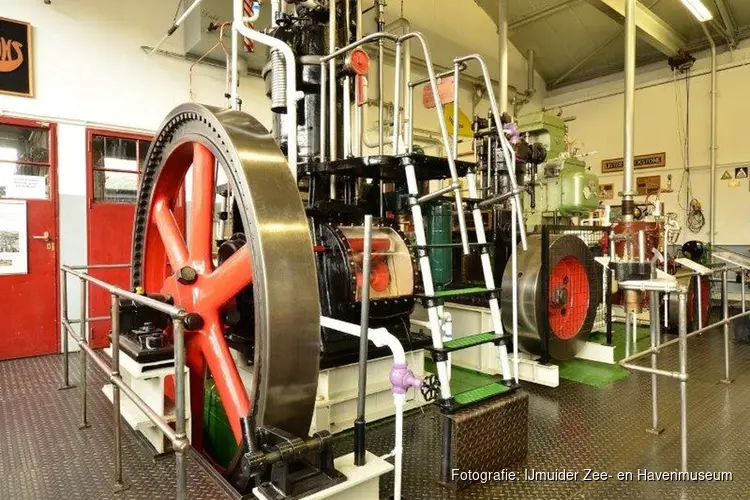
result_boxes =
[516,112,599,230]
[425,200,453,288]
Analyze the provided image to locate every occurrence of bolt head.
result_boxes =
[177,266,197,284]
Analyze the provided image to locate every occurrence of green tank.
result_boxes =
[425,200,453,288]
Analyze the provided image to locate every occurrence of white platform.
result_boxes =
[101,347,191,454]
[412,302,617,388]
[252,452,392,500]
[236,351,428,435]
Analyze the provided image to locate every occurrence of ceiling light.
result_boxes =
[680,0,713,22]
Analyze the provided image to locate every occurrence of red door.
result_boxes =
[86,130,152,348]
[0,118,59,360]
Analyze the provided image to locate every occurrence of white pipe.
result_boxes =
[393,393,405,500]
[233,4,298,179]
[320,316,406,364]
[511,197,519,383]
[385,18,412,139]
[149,0,205,55]
[701,24,717,247]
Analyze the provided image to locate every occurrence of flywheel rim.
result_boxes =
[132,103,321,444]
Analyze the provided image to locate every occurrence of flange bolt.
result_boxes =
[183,313,204,331]
[177,266,198,285]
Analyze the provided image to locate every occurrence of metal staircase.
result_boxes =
[400,54,528,413]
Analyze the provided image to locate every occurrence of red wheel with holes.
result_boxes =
[131,104,320,450]
[502,234,602,360]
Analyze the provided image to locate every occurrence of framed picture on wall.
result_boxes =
[0,17,33,98]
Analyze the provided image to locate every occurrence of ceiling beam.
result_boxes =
[713,0,738,47]
[510,0,582,31]
[584,0,687,55]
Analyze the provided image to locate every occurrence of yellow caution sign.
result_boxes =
[445,103,473,138]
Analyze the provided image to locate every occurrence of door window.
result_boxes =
[91,134,151,203]
[0,124,51,200]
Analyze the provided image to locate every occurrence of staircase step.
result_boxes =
[439,382,516,413]
[416,287,497,306]
[426,332,510,359]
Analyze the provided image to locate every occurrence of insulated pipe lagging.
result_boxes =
[622,0,636,219]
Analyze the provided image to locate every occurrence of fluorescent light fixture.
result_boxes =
[680,0,713,22]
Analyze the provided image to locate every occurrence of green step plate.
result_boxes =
[454,383,510,406]
[431,287,489,298]
[442,332,501,351]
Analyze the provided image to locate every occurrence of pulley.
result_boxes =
[501,234,602,360]
[131,103,321,448]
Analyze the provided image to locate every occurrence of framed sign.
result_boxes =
[601,152,666,173]
[0,17,33,97]
[0,200,28,275]
[636,175,661,195]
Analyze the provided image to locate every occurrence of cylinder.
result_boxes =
[501,234,602,360]
[425,201,453,288]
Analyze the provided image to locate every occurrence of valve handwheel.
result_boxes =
[420,374,441,402]
[131,103,321,451]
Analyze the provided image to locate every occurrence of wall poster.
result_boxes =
[0,200,28,275]
[0,17,33,97]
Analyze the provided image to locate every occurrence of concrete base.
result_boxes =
[252,452,392,500]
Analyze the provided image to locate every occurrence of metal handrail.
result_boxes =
[618,264,746,473]
[60,263,189,500]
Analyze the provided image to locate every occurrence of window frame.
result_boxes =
[0,122,54,201]
[87,128,153,205]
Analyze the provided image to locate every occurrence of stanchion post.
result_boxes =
[79,277,90,430]
[173,317,188,500]
[721,268,733,384]
[646,290,664,435]
[111,294,128,492]
[59,269,75,390]
[678,289,688,473]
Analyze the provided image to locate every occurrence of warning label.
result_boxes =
[735,167,748,179]
[721,170,731,180]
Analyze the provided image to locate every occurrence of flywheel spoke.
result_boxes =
[152,197,189,270]
[205,244,253,309]
[189,142,216,271]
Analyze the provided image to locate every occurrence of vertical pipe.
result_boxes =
[678,290,688,473]
[721,268,732,383]
[355,0,363,156]
[173,316,188,500]
[605,266,613,346]
[742,271,746,314]
[632,311,638,354]
[230,13,240,110]
[60,269,72,389]
[377,1,385,154]
[540,226,550,365]
[625,307,631,359]
[392,42,403,154]
[355,214,373,466]
[664,222,669,328]
[406,85,414,152]
[439,414,452,483]
[701,24,717,247]
[342,0,352,158]
[511,194,519,383]
[320,63,327,164]
[111,294,124,489]
[452,63,460,158]
[622,0,636,219]
[328,0,337,161]
[638,230,645,262]
[497,0,508,113]
[696,275,703,330]
[527,49,535,94]
[393,393,405,500]
[648,290,661,435]
[79,278,90,429]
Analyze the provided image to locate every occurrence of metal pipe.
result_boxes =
[701,23,717,247]
[678,290,688,473]
[406,79,414,151]
[173,317,188,500]
[697,275,703,330]
[377,1,385,155]
[60,269,72,389]
[625,307,631,358]
[511,193,519,383]
[355,0,363,156]
[149,0,205,55]
[648,290,661,434]
[452,62,460,158]
[399,32,470,255]
[631,311,638,355]
[391,42,403,154]
[355,214,373,467]
[527,49,535,94]
[620,361,685,380]
[742,270,746,314]
[68,316,110,324]
[320,63,327,164]
[233,2,298,177]
[111,294,124,489]
[321,33,399,62]
[638,230,645,262]
[497,0,508,113]
[329,1,338,162]
[61,266,185,317]
[622,0,636,219]
[722,268,731,383]
[68,263,132,270]
[453,54,527,250]
[385,18,412,142]
[79,278,90,429]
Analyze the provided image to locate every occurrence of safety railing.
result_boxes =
[618,265,749,473]
[60,263,189,500]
